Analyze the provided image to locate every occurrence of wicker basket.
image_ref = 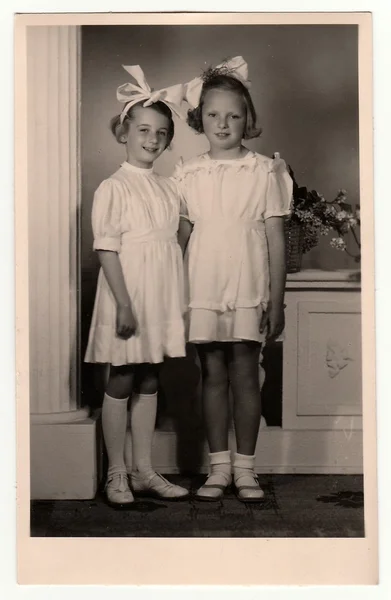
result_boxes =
[284,218,304,273]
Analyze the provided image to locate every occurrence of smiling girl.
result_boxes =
[85,66,189,507]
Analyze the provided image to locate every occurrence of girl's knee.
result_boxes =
[137,365,159,395]
[107,365,134,398]
[202,360,227,387]
[139,375,158,395]
[231,372,259,395]
[229,351,259,388]
[197,344,228,387]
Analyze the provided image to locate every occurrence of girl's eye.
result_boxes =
[208,113,216,117]
[158,131,167,137]
[231,115,241,119]
[139,128,149,133]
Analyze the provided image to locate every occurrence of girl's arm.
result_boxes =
[263,216,286,340]
[177,217,193,256]
[97,250,137,339]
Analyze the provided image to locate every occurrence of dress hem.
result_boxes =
[188,299,268,312]
[84,350,187,366]
[189,337,265,344]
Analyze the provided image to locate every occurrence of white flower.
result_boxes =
[336,210,348,221]
[336,189,348,203]
[330,237,347,251]
[324,205,337,217]
[320,225,331,235]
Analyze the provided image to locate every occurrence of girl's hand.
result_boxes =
[267,305,285,342]
[97,251,137,339]
[259,303,285,343]
[259,304,271,336]
[116,304,137,340]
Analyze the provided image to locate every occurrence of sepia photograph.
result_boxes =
[15,11,377,586]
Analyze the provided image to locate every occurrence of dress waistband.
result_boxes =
[193,218,265,232]
[121,225,177,244]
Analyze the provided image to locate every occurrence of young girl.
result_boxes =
[174,57,293,502]
[85,65,189,506]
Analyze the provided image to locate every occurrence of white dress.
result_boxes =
[84,161,186,365]
[173,151,293,344]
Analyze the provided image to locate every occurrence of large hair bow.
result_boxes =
[184,56,251,109]
[117,65,187,123]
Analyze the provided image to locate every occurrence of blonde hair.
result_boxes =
[187,73,262,140]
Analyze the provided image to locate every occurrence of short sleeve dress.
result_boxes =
[173,151,293,344]
[84,161,186,365]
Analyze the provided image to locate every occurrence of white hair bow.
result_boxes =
[117,65,187,123]
[184,56,251,109]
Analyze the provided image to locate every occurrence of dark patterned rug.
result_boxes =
[31,474,364,538]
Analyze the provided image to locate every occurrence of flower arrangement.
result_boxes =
[286,166,361,264]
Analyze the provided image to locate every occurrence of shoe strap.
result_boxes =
[234,472,260,487]
[205,471,232,486]
[106,471,129,492]
[236,484,263,492]
[149,472,174,489]
[200,483,227,491]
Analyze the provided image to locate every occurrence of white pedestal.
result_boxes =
[30,413,100,500]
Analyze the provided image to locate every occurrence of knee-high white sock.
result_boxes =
[101,393,129,475]
[124,412,132,473]
[129,392,157,476]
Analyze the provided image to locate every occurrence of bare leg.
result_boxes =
[106,364,135,399]
[197,343,229,453]
[228,342,264,502]
[195,343,232,500]
[228,341,262,455]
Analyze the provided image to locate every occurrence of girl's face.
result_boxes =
[123,105,171,168]
[201,88,246,156]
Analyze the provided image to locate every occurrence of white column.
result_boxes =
[27,26,88,424]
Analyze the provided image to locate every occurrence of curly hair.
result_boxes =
[187,67,262,140]
[110,100,175,148]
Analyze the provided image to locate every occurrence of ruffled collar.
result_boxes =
[177,150,263,178]
[203,150,256,163]
[174,151,286,182]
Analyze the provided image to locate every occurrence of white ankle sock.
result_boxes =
[207,450,232,482]
[129,392,157,477]
[196,450,232,499]
[102,393,129,475]
[233,452,257,485]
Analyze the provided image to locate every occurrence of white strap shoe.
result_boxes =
[130,471,189,501]
[195,471,232,502]
[105,471,135,506]
[234,472,265,503]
